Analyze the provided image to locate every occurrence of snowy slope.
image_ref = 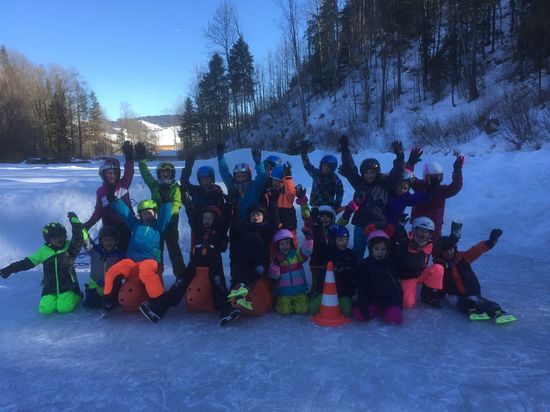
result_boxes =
[0,148,549,410]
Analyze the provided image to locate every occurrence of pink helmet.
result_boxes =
[272,229,294,244]
[367,230,390,244]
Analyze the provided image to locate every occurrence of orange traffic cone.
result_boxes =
[311,261,351,327]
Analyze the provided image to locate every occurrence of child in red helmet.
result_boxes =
[355,230,403,324]
[432,225,516,324]
[83,141,135,252]
[268,227,313,315]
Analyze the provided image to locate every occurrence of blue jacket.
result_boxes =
[111,199,172,262]
[386,191,429,226]
[218,156,267,220]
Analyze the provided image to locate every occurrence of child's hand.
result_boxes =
[295,184,307,199]
[67,212,81,225]
[353,190,367,205]
[0,267,11,279]
[251,148,262,164]
[453,155,464,172]
[216,141,225,158]
[391,140,404,155]
[122,141,134,160]
[283,161,292,177]
[338,135,349,152]
[135,142,147,160]
[486,229,503,249]
[302,226,313,240]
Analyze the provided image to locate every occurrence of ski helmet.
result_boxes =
[196,165,215,182]
[201,205,221,219]
[233,163,252,181]
[156,162,176,180]
[423,161,443,180]
[264,155,282,170]
[98,158,121,180]
[137,199,158,212]
[272,229,294,244]
[412,216,435,232]
[317,205,336,219]
[433,235,458,258]
[402,168,414,181]
[42,222,67,242]
[367,230,390,244]
[248,203,267,217]
[328,224,349,241]
[320,155,338,172]
[270,165,284,181]
[360,158,381,175]
[99,225,119,240]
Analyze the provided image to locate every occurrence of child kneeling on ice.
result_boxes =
[269,227,313,315]
[432,225,516,323]
[355,230,403,324]
[0,213,84,314]
[101,185,172,311]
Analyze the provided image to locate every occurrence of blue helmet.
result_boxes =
[264,155,282,170]
[320,155,338,172]
[270,165,284,181]
[196,166,215,181]
[327,224,349,240]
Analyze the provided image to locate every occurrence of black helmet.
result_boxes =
[433,236,458,258]
[99,225,120,240]
[248,203,267,217]
[42,222,67,242]
[360,158,380,174]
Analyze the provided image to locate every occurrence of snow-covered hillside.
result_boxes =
[0,148,549,410]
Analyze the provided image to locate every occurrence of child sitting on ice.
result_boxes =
[84,141,135,252]
[432,224,516,324]
[101,185,172,311]
[0,213,84,314]
[355,230,403,324]
[82,225,124,309]
[268,227,313,315]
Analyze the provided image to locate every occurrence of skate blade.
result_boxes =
[495,314,517,324]
[469,313,491,321]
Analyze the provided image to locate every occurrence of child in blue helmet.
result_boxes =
[299,140,344,209]
[135,142,186,278]
[180,156,227,212]
[386,168,430,227]
[0,213,85,314]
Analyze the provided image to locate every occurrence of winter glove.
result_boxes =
[159,185,171,203]
[338,135,349,152]
[67,212,81,226]
[122,141,134,160]
[300,139,311,156]
[353,190,367,206]
[135,142,147,160]
[302,225,313,240]
[216,141,225,159]
[486,229,503,249]
[453,155,465,173]
[399,213,410,226]
[295,184,307,199]
[181,156,194,183]
[0,267,11,279]
[251,148,262,164]
[283,161,292,177]
[106,183,117,203]
[391,140,404,155]
[451,221,463,240]
[407,147,423,166]
[347,199,360,213]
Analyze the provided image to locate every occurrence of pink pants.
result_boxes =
[353,304,403,325]
[400,264,444,309]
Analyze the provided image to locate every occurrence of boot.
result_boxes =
[420,286,443,308]
[227,283,249,300]
[139,296,168,324]
[219,308,241,326]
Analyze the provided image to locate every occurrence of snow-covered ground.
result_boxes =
[1,147,549,411]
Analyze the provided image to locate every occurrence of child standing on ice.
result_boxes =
[82,225,124,309]
[355,230,403,324]
[268,226,313,315]
[0,213,85,314]
[135,142,186,278]
[432,225,516,324]
[83,141,135,252]
[263,162,298,241]
[386,168,430,227]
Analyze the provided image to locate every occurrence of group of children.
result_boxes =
[0,137,516,326]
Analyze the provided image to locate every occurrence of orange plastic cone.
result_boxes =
[311,261,351,327]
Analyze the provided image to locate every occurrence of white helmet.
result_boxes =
[423,161,443,180]
[412,217,435,232]
[317,205,336,218]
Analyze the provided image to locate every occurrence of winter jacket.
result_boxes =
[326,247,358,298]
[1,222,84,296]
[84,239,124,286]
[263,176,297,230]
[138,160,182,216]
[84,157,134,229]
[434,241,489,297]
[340,148,404,228]
[301,153,344,208]
[218,155,267,221]
[386,191,430,226]
[184,199,229,254]
[409,171,463,237]
[392,228,433,280]
[111,198,172,263]
[187,183,227,214]
[269,238,313,296]
[357,255,403,311]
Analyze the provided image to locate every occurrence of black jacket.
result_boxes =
[357,255,403,313]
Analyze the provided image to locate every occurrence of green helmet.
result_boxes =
[156,162,176,180]
[42,222,67,242]
[137,199,158,212]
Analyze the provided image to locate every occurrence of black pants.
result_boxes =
[160,215,186,278]
[456,295,502,318]
[114,222,131,254]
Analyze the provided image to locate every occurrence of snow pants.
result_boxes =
[104,258,164,299]
[353,304,403,324]
[39,291,81,314]
[400,264,444,309]
[160,215,186,278]
[275,293,309,315]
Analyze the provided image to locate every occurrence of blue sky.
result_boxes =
[1,0,283,120]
